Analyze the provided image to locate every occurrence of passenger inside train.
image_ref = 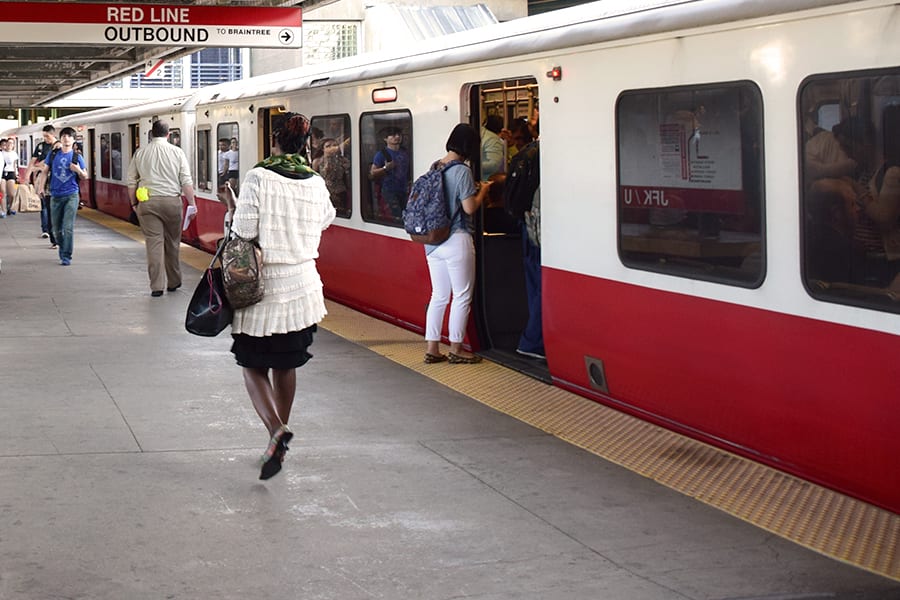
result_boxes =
[369,126,410,220]
[801,77,900,306]
[310,115,352,218]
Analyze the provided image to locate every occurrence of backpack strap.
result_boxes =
[438,160,465,229]
[45,147,61,187]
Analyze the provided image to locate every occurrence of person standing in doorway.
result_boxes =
[37,127,86,266]
[227,137,240,193]
[423,123,493,365]
[127,119,197,296]
[480,115,506,179]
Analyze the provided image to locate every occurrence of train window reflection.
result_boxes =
[196,128,211,192]
[217,122,239,195]
[311,114,352,219]
[616,82,765,287]
[110,132,122,181]
[800,69,900,314]
[100,134,111,179]
[359,110,412,227]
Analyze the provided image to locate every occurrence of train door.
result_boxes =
[467,78,548,381]
[257,105,287,161]
[128,123,140,155]
[85,128,97,208]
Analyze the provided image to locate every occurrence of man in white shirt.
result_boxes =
[127,119,197,297]
[481,115,506,180]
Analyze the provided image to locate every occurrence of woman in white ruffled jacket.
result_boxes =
[228,112,336,480]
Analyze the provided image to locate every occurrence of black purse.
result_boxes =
[185,239,233,337]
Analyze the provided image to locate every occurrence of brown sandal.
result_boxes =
[448,352,483,364]
[424,352,448,364]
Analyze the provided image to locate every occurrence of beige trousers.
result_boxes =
[136,195,183,292]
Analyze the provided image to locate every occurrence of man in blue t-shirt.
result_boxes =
[39,127,86,266]
[370,127,410,219]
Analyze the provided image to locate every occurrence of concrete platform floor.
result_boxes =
[1,211,899,599]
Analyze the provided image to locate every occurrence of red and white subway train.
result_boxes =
[8,0,899,514]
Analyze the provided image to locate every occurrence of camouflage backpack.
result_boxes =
[221,235,264,309]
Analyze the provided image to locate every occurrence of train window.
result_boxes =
[168,128,181,148]
[617,82,765,287]
[311,114,352,219]
[359,110,412,226]
[196,128,211,192]
[800,69,900,314]
[110,133,122,181]
[99,134,111,179]
[217,123,239,195]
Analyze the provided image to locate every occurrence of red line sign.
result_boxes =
[0,2,302,48]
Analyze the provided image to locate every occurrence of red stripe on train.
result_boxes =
[543,268,899,514]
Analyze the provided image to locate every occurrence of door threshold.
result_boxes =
[479,348,552,384]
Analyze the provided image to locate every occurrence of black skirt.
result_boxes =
[230,324,317,369]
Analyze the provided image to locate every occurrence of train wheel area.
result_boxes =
[0,208,897,598]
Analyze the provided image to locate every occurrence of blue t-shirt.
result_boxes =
[49,150,84,197]
[373,148,410,195]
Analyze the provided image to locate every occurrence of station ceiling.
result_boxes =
[0,0,314,109]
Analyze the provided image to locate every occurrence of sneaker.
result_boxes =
[50,244,58,249]
[40,232,49,239]
[516,348,546,360]
[0,213,5,219]
[7,210,14,216]
[60,258,71,266]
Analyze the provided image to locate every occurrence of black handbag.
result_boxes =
[185,240,233,337]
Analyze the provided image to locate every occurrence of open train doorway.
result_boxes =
[468,78,549,382]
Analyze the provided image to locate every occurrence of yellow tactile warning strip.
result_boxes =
[317,302,900,582]
[82,208,900,581]
[80,208,215,270]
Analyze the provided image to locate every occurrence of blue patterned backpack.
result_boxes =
[402,160,462,244]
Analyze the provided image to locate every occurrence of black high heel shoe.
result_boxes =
[259,425,293,480]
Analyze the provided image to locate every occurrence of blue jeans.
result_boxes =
[40,193,56,243]
[518,224,544,354]
[50,193,79,261]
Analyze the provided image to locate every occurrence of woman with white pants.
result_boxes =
[423,123,493,364]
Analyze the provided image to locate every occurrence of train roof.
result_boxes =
[0,94,192,138]
[186,0,868,106]
[0,0,878,135]
[57,95,194,127]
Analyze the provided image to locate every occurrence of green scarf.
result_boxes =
[254,153,317,179]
